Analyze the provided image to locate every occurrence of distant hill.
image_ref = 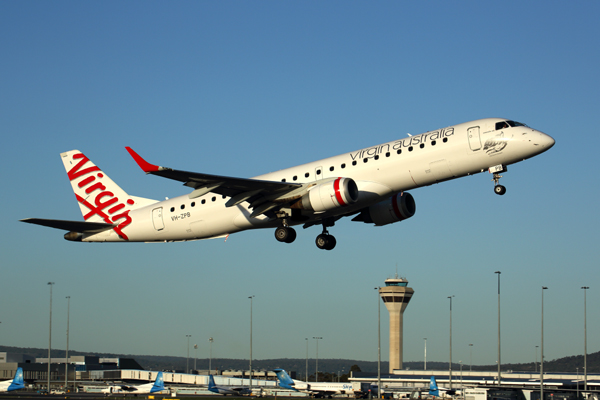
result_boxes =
[1,345,597,376]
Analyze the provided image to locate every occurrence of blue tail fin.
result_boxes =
[8,368,24,391]
[208,375,216,389]
[429,376,439,397]
[150,372,164,393]
[273,369,296,390]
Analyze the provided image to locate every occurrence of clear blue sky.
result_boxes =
[1,1,598,370]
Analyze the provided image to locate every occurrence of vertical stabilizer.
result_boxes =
[429,376,439,397]
[273,369,296,390]
[150,372,164,393]
[60,150,157,238]
[8,368,24,392]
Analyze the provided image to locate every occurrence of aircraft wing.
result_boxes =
[20,218,115,233]
[126,147,303,215]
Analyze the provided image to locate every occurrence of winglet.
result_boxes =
[125,147,160,173]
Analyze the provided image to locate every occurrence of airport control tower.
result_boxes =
[379,275,414,373]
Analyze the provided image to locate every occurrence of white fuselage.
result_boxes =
[80,118,554,242]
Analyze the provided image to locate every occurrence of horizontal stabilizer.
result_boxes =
[20,218,115,233]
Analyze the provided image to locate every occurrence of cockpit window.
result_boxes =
[495,120,527,130]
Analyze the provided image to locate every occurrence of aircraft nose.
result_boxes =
[538,132,555,149]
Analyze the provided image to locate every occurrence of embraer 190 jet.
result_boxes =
[22,118,554,250]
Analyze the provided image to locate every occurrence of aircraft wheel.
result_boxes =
[325,235,336,250]
[316,234,336,250]
[494,185,506,195]
[275,226,296,243]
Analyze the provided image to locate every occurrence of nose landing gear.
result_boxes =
[489,165,508,195]
[492,173,506,195]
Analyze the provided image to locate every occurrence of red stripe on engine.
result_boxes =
[334,178,347,206]
[391,193,404,221]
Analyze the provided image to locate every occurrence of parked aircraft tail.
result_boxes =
[429,376,439,397]
[273,369,296,390]
[208,375,217,390]
[5,367,25,392]
[150,372,164,393]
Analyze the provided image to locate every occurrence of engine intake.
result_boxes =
[353,192,416,226]
[293,177,359,213]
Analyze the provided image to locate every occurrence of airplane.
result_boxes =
[0,367,25,392]
[101,371,165,394]
[207,374,251,396]
[273,368,355,398]
[428,376,457,398]
[21,118,554,250]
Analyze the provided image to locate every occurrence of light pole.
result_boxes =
[65,296,70,391]
[424,338,427,371]
[193,344,198,371]
[459,360,463,390]
[582,286,589,391]
[47,282,55,392]
[535,345,539,372]
[249,296,254,394]
[313,337,322,382]
[495,271,501,386]
[375,287,381,399]
[469,344,473,372]
[209,337,214,373]
[541,286,548,400]
[577,367,579,399]
[305,338,308,380]
[186,335,191,373]
[448,295,454,390]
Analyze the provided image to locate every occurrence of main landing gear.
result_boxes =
[274,224,296,244]
[315,224,336,251]
[274,220,337,250]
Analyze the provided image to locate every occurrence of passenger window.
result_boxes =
[431,141,436,146]
[443,138,448,143]
[329,166,334,172]
[420,143,424,149]
[397,149,402,154]
[170,207,175,212]
[212,196,216,202]
[352,161,357,166]
[363,158,368,163]
[282,178,286,182]
[316,169,321,175]
[374,155,379,160]
[341,163,346,169]
[305,172,309,178]
[408,146,413,152]
[201,199,206,204]
[181,204,185,210]
[386,152,390,157]
[293,176,298,181]
[191,202,195,207]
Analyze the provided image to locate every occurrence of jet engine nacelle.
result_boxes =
[353,192,416,226]
[295,177,359,212]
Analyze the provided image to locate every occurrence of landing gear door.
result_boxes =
[152,207,164,231]
[467,126,481,151]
